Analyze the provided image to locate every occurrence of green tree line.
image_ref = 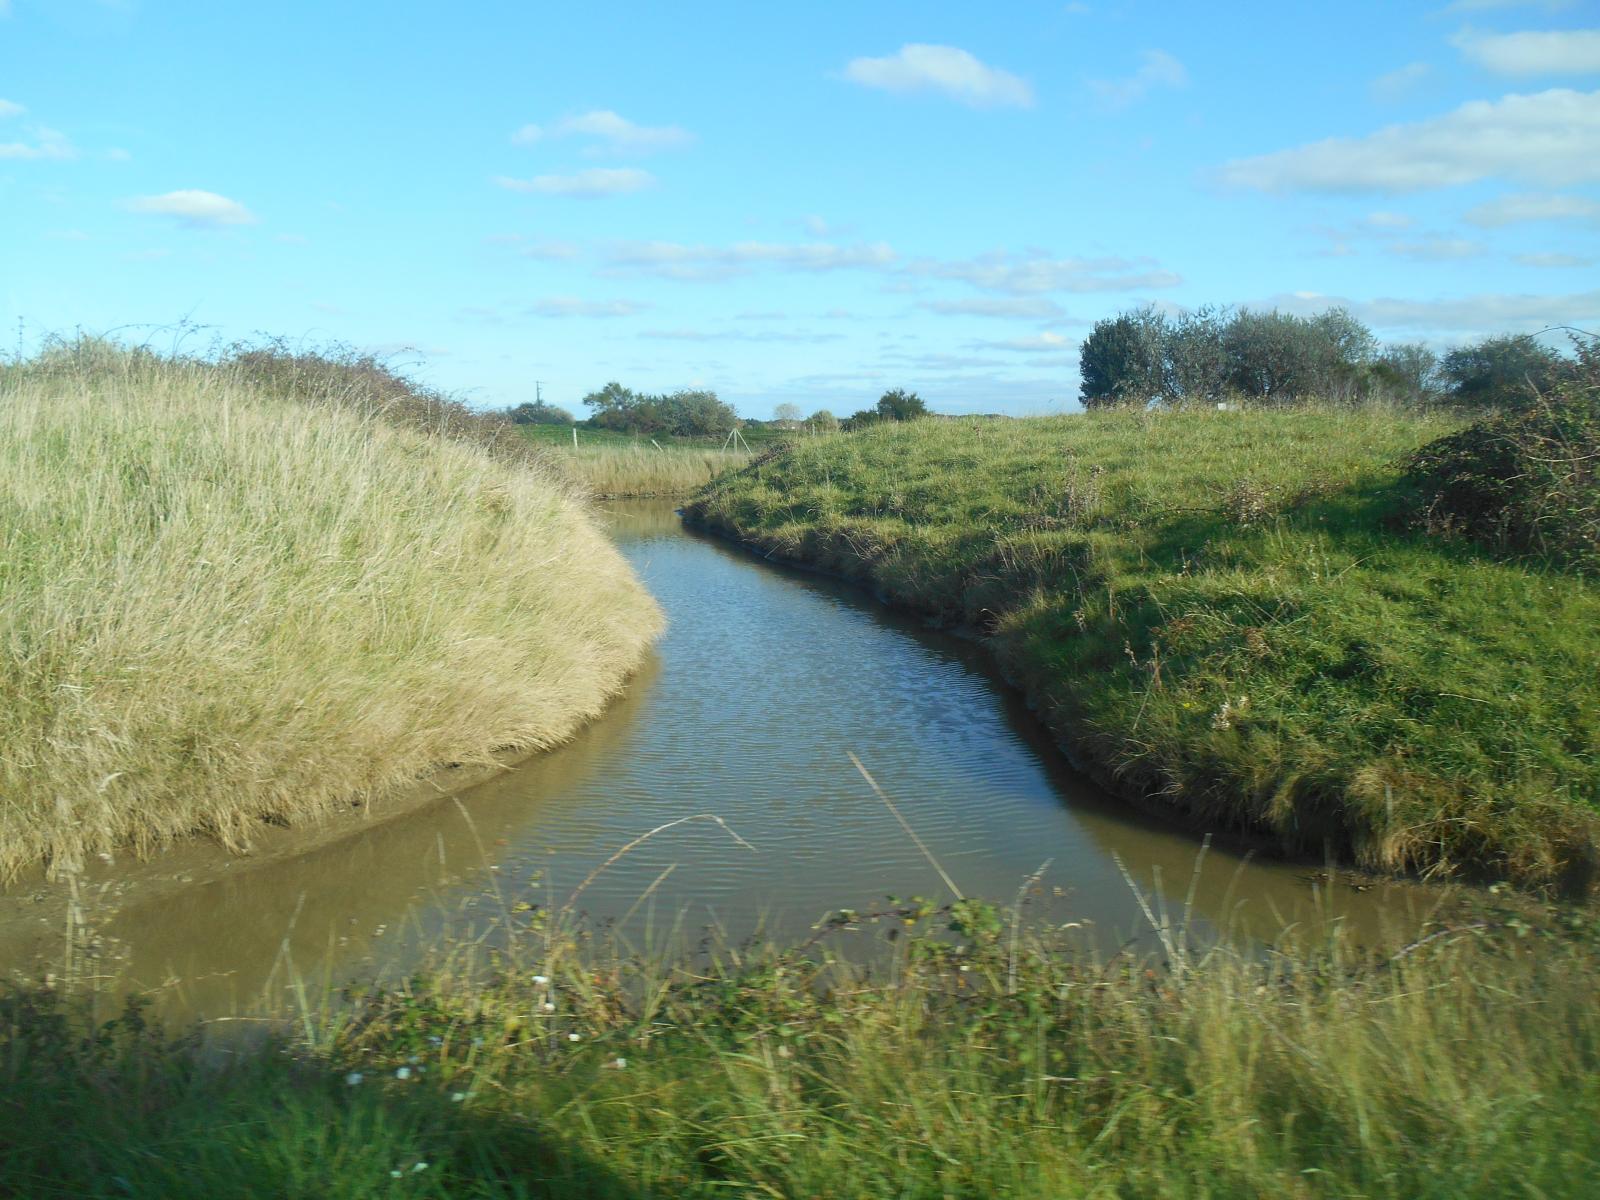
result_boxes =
[1079,303,1575,411]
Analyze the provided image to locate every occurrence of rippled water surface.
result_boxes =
[4,501,1430,1016]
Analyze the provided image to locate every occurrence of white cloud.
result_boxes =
[1444,1,1576,11]
[968,331,1078,353]
[1516,251,1595,267]
[1464,191,1600,224]
[604,239,896,280]
[511,110,692,153]
[1365,210,1416,229]
[1370,62,1432,103]
[1384,237,1487,260]
[1218,88,1600,192]
[0,126,75,160]
[1265,287,1600,336]
[910,249,1181,295]
[126,189,256,227]
[490,235,584,259]
[494,168,655,198]
[640,328,844,344]
[1453,27,1600,75]
[843,44,1034,109]
[526,296,648,318]
[920,297,1067,319]
[0,98,24,118]
[1088,50,1189,109]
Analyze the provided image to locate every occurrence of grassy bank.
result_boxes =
[545,441,752,498]
[0,342,662,879]
[4,900,1597,1197]
[687,408,1600,891]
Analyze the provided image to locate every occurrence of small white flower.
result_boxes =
[451,1091,468,1103]
[567,1032,581,1042]
[412,1163,429,1174]
[532,974,550,985]
[395,1066,412,1080]
[542,1001,555,1011]
[608,1056,627,1070]
[344,1072,363,1086]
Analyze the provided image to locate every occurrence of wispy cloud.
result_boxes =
[0,98,23,118]
[1266,287,1600,336]
[494,168,655,198]
[1218,88,1600,192]
[920,297,1068,319]
[639,328,845,344]
[511,110,693,154]
[967,331,1078,353]
[1383,237,1487,260]
[1088,50,1189,109]
[909,249,1181,295]
[526,296,649,318]
[1515,251,1595,267]
[0,126,75,160]
[604,239,895,280]
[126,189,256,227]
[843,44,1034,109]
[1370,62,1432,103]
[1464,191,1600,225]
[1452,27,1600,75]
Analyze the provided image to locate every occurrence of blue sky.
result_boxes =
[2,0,1597,417]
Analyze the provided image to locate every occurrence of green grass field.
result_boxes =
[0,343,662,878]
[687,407,1600,892]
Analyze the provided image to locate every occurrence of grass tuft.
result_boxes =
[0,342,662,879]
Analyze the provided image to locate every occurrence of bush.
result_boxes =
[506,399,574,425]
[221,339,543,468]
[1406,344,1599,571]
[1440,334,1568,412]
[580,382,739,437]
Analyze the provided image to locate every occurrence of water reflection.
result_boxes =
[5,501,1435,1017]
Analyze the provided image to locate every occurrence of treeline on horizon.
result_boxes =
[1079,302,1581,412]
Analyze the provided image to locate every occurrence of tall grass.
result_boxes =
[555,443,752,498]
[0,342,662,879]
[3,895,1597,1197]
[687,407,1600,892]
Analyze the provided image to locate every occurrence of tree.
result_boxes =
[505,399,574,425]
[773,402,804,428]
[1079,306,1166,407]
[1371,343,1438,404]
[581,381,644,431]
[807,409,839,433]
[876,388,928,421]
[1164,305,1231,404]
[1440,334,1567,411]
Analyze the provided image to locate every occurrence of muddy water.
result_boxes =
[2,501,1435,1018]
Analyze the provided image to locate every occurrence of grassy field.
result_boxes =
[687,407,1600,892]
[0,342,662,879]
[4,898,1597,1198]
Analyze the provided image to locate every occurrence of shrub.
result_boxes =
[1439,334,1567,412]
[1405,346,1599,571]
[506,399,574,425]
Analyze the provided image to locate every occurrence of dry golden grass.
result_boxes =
[557,442,751,497]
[0,344,662,878]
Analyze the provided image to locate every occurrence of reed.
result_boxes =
[556,442,752,497]
[2,886,1595,1198]
[0,341,663,879]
